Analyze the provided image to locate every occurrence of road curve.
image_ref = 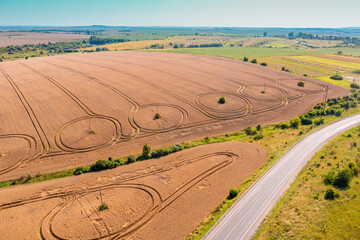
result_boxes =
[204,114,360,240]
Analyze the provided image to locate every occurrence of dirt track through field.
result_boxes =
[0,142,267,240]
[0,51,347,180]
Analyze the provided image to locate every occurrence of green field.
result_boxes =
[254,126,360,239]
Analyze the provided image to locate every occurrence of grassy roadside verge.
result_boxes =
[254,126,360,239]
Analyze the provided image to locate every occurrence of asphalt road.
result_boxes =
[204,114,360,240]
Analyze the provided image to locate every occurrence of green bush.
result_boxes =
[280,123,289,129]
[127,155,135,163]
[99,202,109,211]
[353,69,360,74]
[290,117,301,128]
[74,166,89,175]
[253,134,264,140]
[260,62,267,66]
[330,74,343,80]
[335,110,342,117]
[142,144,151,157]
[245,127,257,135]
[350,83,360,89]
[172,143,182,152]
[90,160,116,172]
[314,118,324,126]
[218,96,225,104]
[301,118,313,125]
[250,59,257,64]
[333,169,352,188]
[154,112,161,119]
[256,124,262,131]
[297,81,305,87]
[243,56,249,62]
[348,162,359,176]
[324,188,339,200]
[323,170,336,185]
[227,188,239,200]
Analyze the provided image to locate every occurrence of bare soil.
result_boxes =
[0,141,267,240]
[0,51,347,180]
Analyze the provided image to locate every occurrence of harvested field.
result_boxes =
[0,32,89,47]
[0,142,267,240]
[0,51,347,180]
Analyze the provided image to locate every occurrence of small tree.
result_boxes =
[297,81,305,87]
[218,96,225,104]
[250,59,257,64]
[260,62,267,66]
[333,169,352,188]
[127,155,135,163]
[99,202,109,211]
[290,117,301,128]
[330,74,343,80]
[154,112,161,119]
[243,56,249,62]
[256,124,262,131]
[324,188,339,200]
[142,144,151,156]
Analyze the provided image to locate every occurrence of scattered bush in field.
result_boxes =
[151,148,170,158]
[314,118,324,126]
[301,117,313,125]
[74,166,89,175]
[127,155,135,163]
[330,74,343,80]
[297,81,305,87]
[290,117,301,128]
[108,156,113,161]
[243,56,249,62]
[154,112,161,119]
[99,202,109,211]
[253,134,264,140]
[227,188,239,199]
[299,130,303,135]
[325,188,339,200]
[142,144,151,157]
[250,59,257,64]
[261,90,265,94]
[353,69,360,74]
[25,56,28,59]
[260,62,267,66]
[218,96,226,104]
[256,124,262,131]
[90,160,116,172]
[350,83,360,89]
[280,123,289,129]
[281,67,285,71]
[335,110,342,117]
[303,74,308,77]
[333,169,352,188]
[0,58,2,62]
[245,127,257,135]
[348,162,359,176]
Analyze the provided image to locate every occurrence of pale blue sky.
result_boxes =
[0,0,359,27]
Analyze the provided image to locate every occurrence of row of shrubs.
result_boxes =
[243,57,267,66]
[74,143,184,175]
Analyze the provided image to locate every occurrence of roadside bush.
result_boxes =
[350,83,360,89]
[280,122,289,129]
[253,134,264,140]
[323,170,336,185]
[260,62,267,66]
[330,74,343,80]
[127,155,135,163]
[243,56,249,62]
[142,144,151,157]
[301,117,313,125]
[314,118,324,126]
[245,127,257,135]
[250,59,257,64]
[290,117,301,128]
[227,188,239,200]
[324,188,339,200]
[333,169,352,188]
[90,160,116,172]
[335,110,342,117]
[297,81,305,87]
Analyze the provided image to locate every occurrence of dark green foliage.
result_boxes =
[299,130,304,135]
[253,134,264,140]
[290,117,301,128]
[187,43,223,48]
[218,96,225,104]
[348,162,359,176]
[314,118,324,126]
[90,160,116,172]
[74,166,89,175]
[245,127,257,135]
[243,56,249,62]
[250,59,257,64]
[260,62,267,66]
[301,118,313,125]
[280,123,289,129]
[335,110,342,117]
[323,170,336,185]
[297,81,305,87]
[99,202,109,211]
[142,144,151,157]
[353,69,360,74]
[324,188,339,200]
[256,124,262,131]
[227,188,239,200]
[330,74,343,80]
[281,67,285,71]
[89,36,128,45]
[154,112,161,119]
[350,83,360,89]
[172,143,182,152]
[127,155,135,163]
[333,169,352,188]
